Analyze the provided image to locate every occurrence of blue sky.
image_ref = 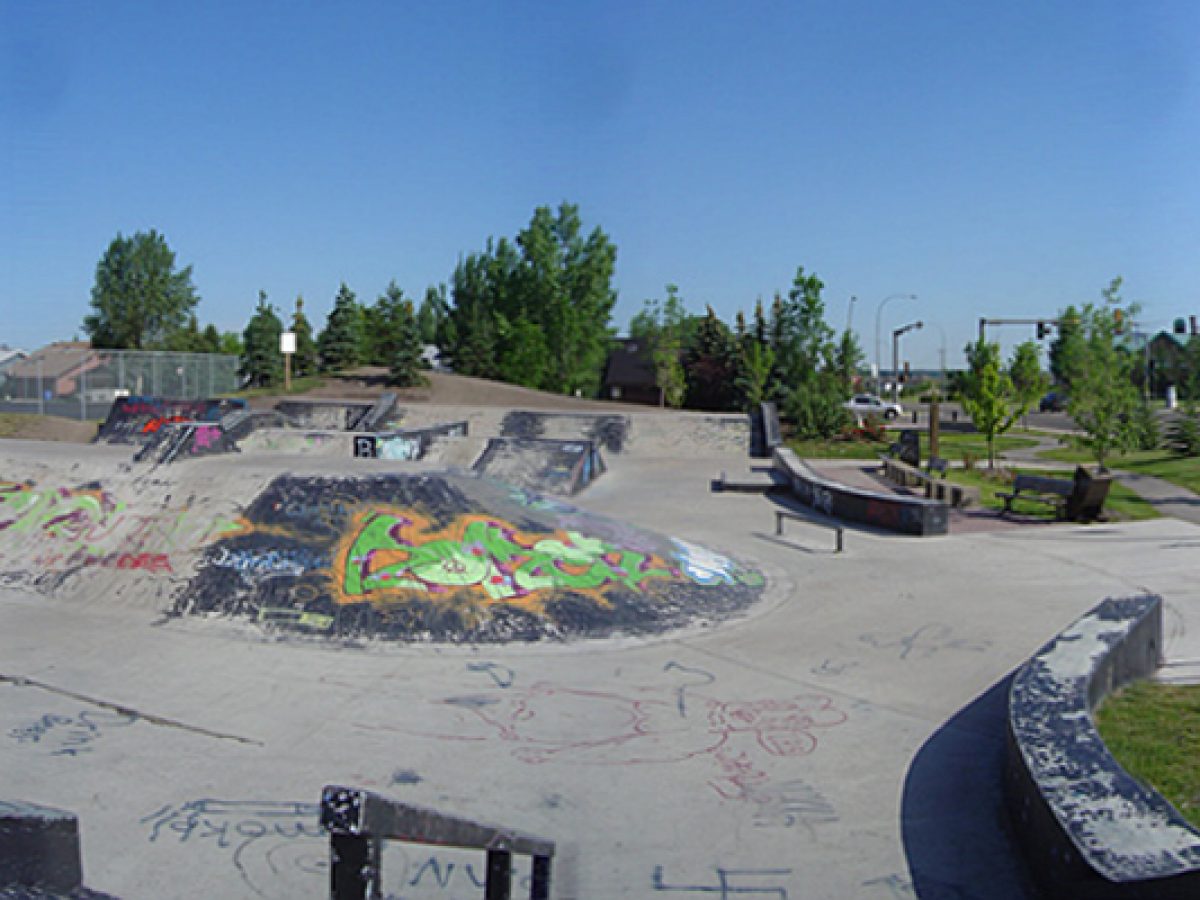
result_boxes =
[3,1,1198,370]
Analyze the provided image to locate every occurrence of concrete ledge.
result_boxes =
[1005,594,1200,898]
[772,448,948,536]
[0,800,82,894]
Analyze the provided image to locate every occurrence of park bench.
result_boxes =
[878,455,979,508]
[997,467,1112,522]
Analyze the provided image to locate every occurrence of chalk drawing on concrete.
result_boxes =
[407,679,846,802]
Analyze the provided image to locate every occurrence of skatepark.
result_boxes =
[3,390,1200,898]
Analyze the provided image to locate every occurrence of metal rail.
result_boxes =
[320,785,554,900]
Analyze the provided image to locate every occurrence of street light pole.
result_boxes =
[892,321,924,403]
[875,293,916,393]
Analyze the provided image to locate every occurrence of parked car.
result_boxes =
[1039,391,1068,412]
[844,393,903,420]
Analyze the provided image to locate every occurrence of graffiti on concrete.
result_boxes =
[96,396,244,443]
[500,411,629,453]
[0,478,239,588]
[652,865,794,897]
[9,710,138,756]
[177,474,766,641]
[339,510,688,615]
[859,623,991,660]
[141,799,326,895]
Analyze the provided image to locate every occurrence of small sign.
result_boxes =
[353,435,378,459]
[280,332,296,354]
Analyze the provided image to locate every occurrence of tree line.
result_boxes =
[81,216,1200,466]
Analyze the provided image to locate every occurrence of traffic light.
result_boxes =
[1114,309,1125,334]
[1037,321,1049,340]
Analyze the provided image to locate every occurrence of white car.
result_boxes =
[844,393,903,420]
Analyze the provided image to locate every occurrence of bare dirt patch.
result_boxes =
[0,413,99,443]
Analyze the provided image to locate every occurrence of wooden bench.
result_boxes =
[997,468,1112,522]
[996,473,1072,517]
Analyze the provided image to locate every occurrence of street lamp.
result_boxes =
[892,320,923,403]
[875,293,917,393]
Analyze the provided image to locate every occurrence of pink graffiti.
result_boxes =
[191,425,221,451]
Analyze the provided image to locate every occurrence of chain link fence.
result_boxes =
[0,347,240,421]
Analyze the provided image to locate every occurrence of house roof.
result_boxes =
[602,338,657,388]
[5,342,96,379]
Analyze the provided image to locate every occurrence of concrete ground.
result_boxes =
[2,437,1200,898]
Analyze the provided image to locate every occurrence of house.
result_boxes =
[2,341,104,400]
[0,346,28,375]
[600,338,661,406]
[1146,330,1195,397]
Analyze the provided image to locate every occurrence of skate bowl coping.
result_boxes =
[1005,594,1200,898]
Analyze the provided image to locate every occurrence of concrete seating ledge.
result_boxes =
[772,447,948,536]
[1005,594,1200,898]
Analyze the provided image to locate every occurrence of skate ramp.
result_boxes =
[237,429,355,457]
[274,399,375,431]
[134,421,240,465]
[0,446,765,642]
[499,411,630,454]
[176,471,765,641]
[472,438,605,496]
[95,396,245,444]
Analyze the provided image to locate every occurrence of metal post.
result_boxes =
[37,357,44,416]
[329,833,376,900]
[530,855,552,900]
[485,849,512,900]
[118,352,125,395]
[892,330,899,404]
[80,356,86,422]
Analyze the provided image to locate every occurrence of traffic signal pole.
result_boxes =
[978,317,1059,342]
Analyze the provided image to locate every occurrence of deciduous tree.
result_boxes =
[84,230,199,349]
[1058,278,1143,470]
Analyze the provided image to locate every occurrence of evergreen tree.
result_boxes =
[240,291,283,387]
[363,281,410,367]
[389,300,424,387]
[200,324,222,354]
[684,307,740,411]
[291,296,319,377]
[1167,403,1200,457]
[318,283,363,372]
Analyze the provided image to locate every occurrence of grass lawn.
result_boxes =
[941,466,1158,521]
[1096,681,1200,829]
[787,431,1039,462]
[1039,445,1200,495]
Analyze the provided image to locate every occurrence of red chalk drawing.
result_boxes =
[410,681,846,801]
